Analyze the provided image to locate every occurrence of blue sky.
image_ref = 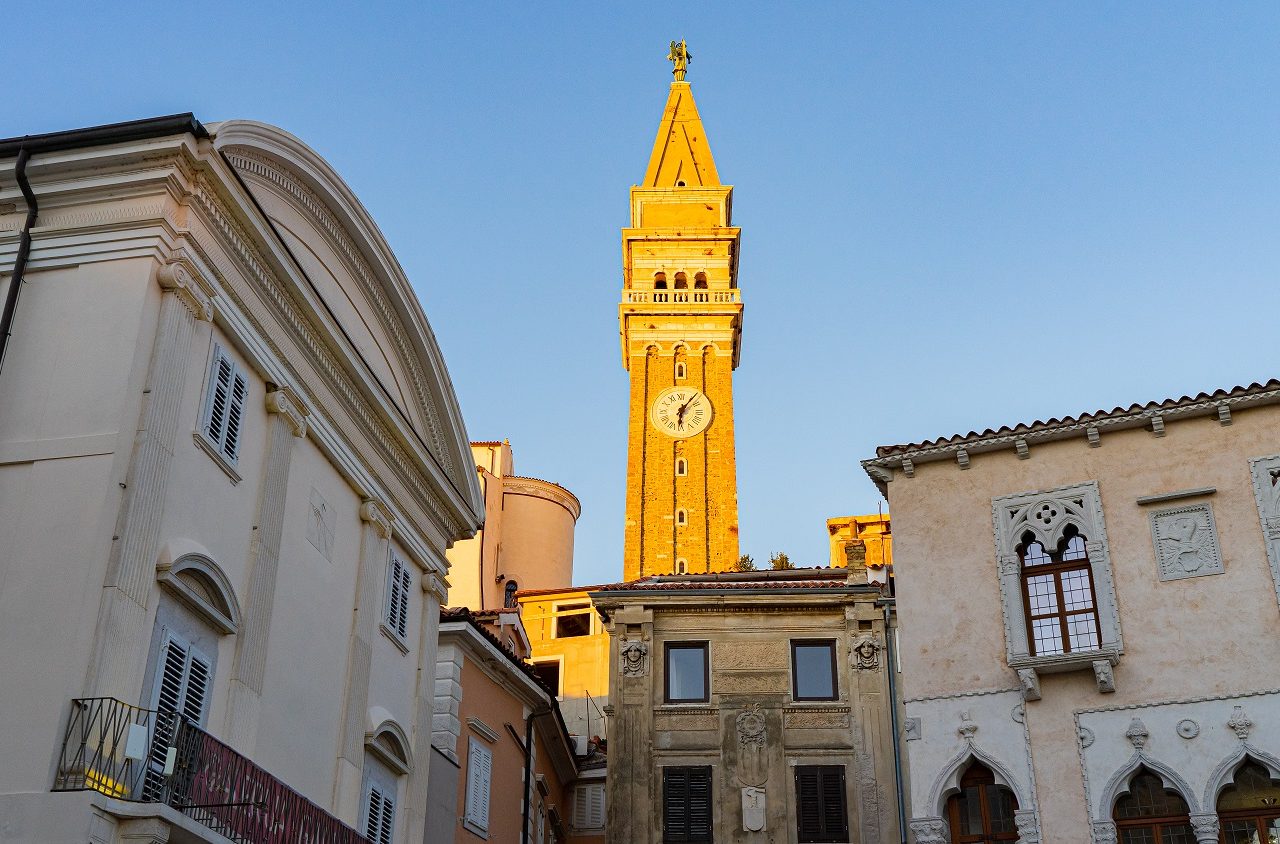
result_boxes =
[9,3,1278,585]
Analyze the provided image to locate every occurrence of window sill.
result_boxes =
[380,623,410,655]
[1010,646,1119,700]
[193,431,242,485]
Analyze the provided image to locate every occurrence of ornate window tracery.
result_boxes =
[1217,760,1280,843]
[1112,769,1193,843]
[1019,526,1100,656]
[946,761,1019,843]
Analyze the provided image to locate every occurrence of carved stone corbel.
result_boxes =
[1014,810,1040,843]
[156,260,213,321]
[1091,820,1118,844]
[422,571,449,603]
[1017,668,1041,701]
[266,387,309,438]
[360,498,394,539]
[1093,659,1116,693]
[909,817,948,844]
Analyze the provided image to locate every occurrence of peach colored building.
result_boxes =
[430,608,605,844]
[862,379,1280,844]
[0,116,484,843]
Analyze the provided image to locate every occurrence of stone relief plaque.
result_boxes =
[1149,503,1223,581]
[716,641,787,670]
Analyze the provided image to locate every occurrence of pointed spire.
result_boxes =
[642,69,721,188]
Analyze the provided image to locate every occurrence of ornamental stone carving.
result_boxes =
[1092,820,1118,844]
[1190,813,1219,843]
[741,787,766,832]
[1149,504,1223,581]
[736,705,766,748]
[1125,718,1149,750]
[1093,660,1116,694]
[958,711,978,742]
[266,387,309,438]
[852,634,882,670]
[620,639,649,677]
[1018,668,1042,701]
[1248,455,1280,611]
[1078,726,1095,748]
[1176,719,1200,740]
[1014,810,1040,843]
[1227,705,1253,740]
[156,260,214,321]
[909,817,948,844]
[359,498,394,539]
[903,717,921,741]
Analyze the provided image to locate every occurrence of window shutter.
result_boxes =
[182,649,212,725]
[796,768,821,838]
[663,768,690,842]
[796,766,847,843]
[396,564,411,639]
[205,354,233,448]
[589,784,605,827]
[687,768,711,841]
[386,556,412,640]
[376,788,395,844]
[821,767,847,840]
[465,738,492,832]
[222,370,248,461]
[364,783,396,844]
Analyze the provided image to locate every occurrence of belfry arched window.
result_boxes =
[676,509,688,527]
[1218,760,1280,841]
[945,761,1018,843]
[653,272,667,290]
[676,458,688,477]
[1019,524,1100,656]
[674,272,688,290]
[1112,768,1193,842]
[504,580,518,608]
[694,272,708,289]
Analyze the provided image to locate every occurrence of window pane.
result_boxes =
[1023,541,1051,566]
[1025,574,1059,615]
[987,784,1016,833]
[793,643,836,699]
[1120,829,1155,844]
[1160,825,1195,844]
[1060,569,1095,611]
[1062,535,1088,560]
[533,662,561,696]
[1220,820,1259,844]
[555,613,591,638]
[1031,618,1064,655]
[956,785,983,834]
[667,646,707,701]
[1067,614,1100,651]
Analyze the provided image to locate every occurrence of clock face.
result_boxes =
[651,387,714,438]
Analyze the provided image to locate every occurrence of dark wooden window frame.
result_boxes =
[663,765,713,843]
[791,640,838,702]
[945,762,1019,843]
[795,765,848,843]
[1019,537,1102,657]
[1216,761,1280,841]
[1112,772,1194,843]
[664,642,710,704]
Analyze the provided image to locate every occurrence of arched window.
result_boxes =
[504,580,518,608]
[1218,760,1280,841]
[676,458,688,477]
[694,272,708,289]
[674,272,688,290]
[1113,768,1193,842]
[676,509,688,527]
[675,361,687,380]
[1019,524,1099,656]
[653,272,667,290]
[675,558,688,574]
[945,761,1018,843]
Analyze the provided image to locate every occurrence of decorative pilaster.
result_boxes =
[402,571,445,844]
[84,260,213,700]
[225,387,309,751]
[333,498,394,822]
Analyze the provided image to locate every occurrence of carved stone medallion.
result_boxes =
[736,704,766,748]
[1176,719,1199,740]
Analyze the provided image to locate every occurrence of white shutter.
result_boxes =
[464,738,492,832]
[204,353,233,446]
[363,782,395,844]
[146,634,213,797]
[386,555,412,640]
[222,370,248,461]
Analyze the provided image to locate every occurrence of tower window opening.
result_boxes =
[675,558,688,574]
[504,580,518,608]
[675,362,686,380]
[694,272,708,290]
[653,272,667,290]
[676,180,687,187]
[674,272,688,290]
[676,509,688,527]
[676,458,688,477]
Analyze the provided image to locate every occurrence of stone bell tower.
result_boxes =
[620,45,743,581]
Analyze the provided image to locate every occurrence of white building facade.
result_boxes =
[863,381,1280,844]
[0,116,484,844]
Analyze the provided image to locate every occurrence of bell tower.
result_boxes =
[621,45,743,581]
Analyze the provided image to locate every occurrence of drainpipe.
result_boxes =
[520,706,543,844]
[0,148,37,376]
[882,599,908,844]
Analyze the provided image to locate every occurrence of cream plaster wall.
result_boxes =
[500,483,578,592]
[884,402,1280,843]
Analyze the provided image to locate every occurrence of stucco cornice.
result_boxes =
[503,475,582,521]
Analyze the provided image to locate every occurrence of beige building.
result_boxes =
[862,379,1280,844]
[0,115,484,843]
[446,439,581,609]
[593,568,905,844]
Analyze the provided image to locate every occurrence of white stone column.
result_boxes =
[1190,814,1219,844]
[84,261,213,701]
[224,387,308,751]
[332,498,393,823]
[403,570,448,844]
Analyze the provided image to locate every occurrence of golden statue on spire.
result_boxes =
[667,39,692,81]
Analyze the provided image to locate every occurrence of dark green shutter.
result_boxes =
[796,766,847,843]
[664,766,712,843]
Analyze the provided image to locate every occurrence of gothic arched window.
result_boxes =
[1019,524,1100,656]
[1112,769,1193,843]
[1217,760,1280,842]
[945,761,1018,843]
[504,580,518,608]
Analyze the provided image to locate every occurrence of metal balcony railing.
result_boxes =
[55,698,369,844]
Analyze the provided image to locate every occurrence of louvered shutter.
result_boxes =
[796,766,847,843]
[221,370,248,461]
[464,738,492,832]
[588,784,606,827]
[363,782,396,844]
[687,768,712,842]
[205,353,233,447]
[146,635,213,798]
[663,768,690,842]
[386,555,412,640]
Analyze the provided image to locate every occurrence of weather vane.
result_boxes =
[667,39,692,81]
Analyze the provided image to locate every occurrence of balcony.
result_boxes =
[54,697,369,844]
[622,289,740,305]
